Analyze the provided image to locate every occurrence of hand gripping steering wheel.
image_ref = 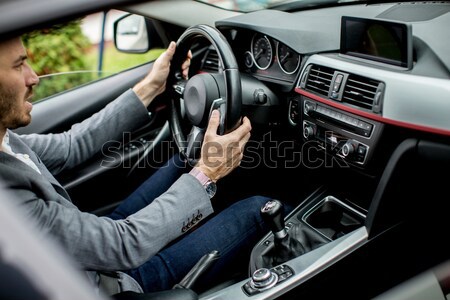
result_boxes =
[168,24,242,165]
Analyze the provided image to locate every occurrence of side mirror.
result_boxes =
[114,14,150,53]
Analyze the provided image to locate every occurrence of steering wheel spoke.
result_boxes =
[185,126,205,164]
[209,98,226,135]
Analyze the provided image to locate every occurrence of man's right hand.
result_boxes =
[195,110,252,182]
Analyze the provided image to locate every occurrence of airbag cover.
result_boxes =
[183,73,220,127]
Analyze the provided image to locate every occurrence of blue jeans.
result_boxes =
[108,154,271,292]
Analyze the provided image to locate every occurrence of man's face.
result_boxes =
[0,37,39,130]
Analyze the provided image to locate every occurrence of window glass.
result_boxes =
[195,0,289,12]
[23,10,164,102]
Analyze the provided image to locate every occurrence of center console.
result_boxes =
[289,64,385,170]
[201,187,369,300]
[200,15,423,299]
[202,17,411,298]
[248,186,366,274]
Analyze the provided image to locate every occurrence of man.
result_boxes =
[0,37,270,294]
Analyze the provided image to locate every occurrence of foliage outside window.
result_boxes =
[23,14,164,102]
[23,20,93,102]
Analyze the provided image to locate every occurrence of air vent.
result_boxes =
[201,48,220,73]
[342,74,383,112]
[304,65,334,97]
[300,64,384,113]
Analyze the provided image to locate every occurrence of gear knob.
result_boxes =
[260,200,287,240]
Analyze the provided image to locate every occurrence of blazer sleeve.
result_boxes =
[12,173,213,271]
[20,89,151,175]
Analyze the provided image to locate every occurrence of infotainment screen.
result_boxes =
[340,16,412,69]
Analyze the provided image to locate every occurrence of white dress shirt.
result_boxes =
[1,131,41,174]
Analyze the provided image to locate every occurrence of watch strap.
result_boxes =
[189,167,211,186]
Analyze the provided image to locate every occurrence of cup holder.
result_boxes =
[301,196,365,240]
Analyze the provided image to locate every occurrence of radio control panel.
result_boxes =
[291,97,383,167]
[303,101,374,137]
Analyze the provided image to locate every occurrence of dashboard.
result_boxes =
[210,2,450,172]
[125,2,450,298]
[206,6,450,296]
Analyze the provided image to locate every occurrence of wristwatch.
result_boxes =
[189,167,217,198]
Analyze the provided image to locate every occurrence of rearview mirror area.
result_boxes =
[114,14,161,53]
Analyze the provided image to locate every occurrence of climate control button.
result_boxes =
[342,140,357,157]
[303,121,316,140]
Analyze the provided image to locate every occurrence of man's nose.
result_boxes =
[25,63,39,86]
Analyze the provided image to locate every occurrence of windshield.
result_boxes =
[196,0,365,12]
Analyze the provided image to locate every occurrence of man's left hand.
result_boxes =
[133,41,192,107]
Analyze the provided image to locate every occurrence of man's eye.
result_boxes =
[15,64,23,70]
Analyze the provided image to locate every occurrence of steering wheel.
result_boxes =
[168,24,242,164]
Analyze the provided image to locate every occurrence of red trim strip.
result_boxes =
[295,87,450,137]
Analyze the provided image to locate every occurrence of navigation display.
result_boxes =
[340,16,412,69]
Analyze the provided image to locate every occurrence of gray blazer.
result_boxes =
[0,90,213,292]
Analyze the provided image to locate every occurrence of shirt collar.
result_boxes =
[1,131,13,155]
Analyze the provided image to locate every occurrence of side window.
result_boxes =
[23,10,164,102]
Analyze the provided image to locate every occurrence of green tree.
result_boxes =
[23,20,92,101]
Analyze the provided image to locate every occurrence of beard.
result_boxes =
[0,83,33,129]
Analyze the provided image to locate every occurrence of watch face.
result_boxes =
[205,181,217,198]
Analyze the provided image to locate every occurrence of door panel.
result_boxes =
[14,62,174,214]
[15,64,151,135]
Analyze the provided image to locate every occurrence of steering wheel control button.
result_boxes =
[244,268,278,295]
[173,80,186,95]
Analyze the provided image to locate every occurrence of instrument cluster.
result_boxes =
[243,33,301,83]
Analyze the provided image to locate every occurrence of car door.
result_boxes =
[13,13,179,215]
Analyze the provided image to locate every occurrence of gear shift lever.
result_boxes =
[259,200,327,268]
[260,200,287,240]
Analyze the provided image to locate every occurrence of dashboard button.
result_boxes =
[357,145,367,156]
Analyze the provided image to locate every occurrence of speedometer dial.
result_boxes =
[277,43,300,74]
[251,34,273,70]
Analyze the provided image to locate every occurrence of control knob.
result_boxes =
[304,102,315,115]
[303,123,314,139]
[249,268,278,291]
[342,140,357,157]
